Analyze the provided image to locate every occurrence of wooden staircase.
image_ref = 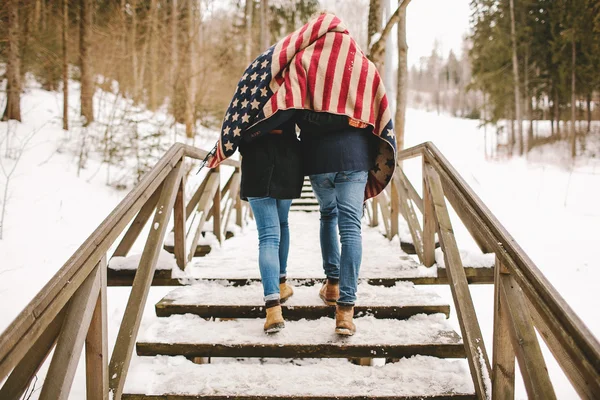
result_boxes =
[290,177,320,212]
[123,277,475,399]
[2,142,599,400]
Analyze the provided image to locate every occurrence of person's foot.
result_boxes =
[280,283,294,303]
[264,305,285,334]
[335,304,356,336]
[319,278,339,306]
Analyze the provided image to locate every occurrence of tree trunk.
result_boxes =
[80,0,94,125]
[148,0,159,110]
[185,0,196,138]
[131,0,139,102]
[171,0,179,103]
[260,0,270,51]
[34,0,42,30]
[571,34,576,159]
[63,0,69,130]
[395,5,408,153]
[368,0,382,49]
[2,0,22,122]
[524,50,533,152]
[510,116,515,157]
[245,0,254,64]
[555,90,561,137]
[509,0,523,156]
[587,93,592,133]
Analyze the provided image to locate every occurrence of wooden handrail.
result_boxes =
[392,141,600,398]
[0,142,242,399]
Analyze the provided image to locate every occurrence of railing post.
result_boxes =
[39,262,103,400]
[422,159,436,267]
[85,255,109,400]
[235,167,243,227]
[213,166,222,244]
[370,197,379,227]
[109,160,184,399]
[173,175,187,270]
[389,179,399,240]
[492,256,515,399]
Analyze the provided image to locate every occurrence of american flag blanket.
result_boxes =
[206,12,397,200]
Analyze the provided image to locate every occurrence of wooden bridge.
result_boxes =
[0,142,598,399]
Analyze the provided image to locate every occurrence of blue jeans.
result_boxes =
[309,170,368,305]
[248,197,293,301]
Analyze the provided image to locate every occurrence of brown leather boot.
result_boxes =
[319,279,339,306]
[264,305,285,334]
[280,283,294,303]
[335,305,356,336]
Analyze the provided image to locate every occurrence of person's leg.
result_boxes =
[276,199,294,303]
[276,199,293,279]
[248,197,281,301]
[334,170,368,306]
[309,173,340,281]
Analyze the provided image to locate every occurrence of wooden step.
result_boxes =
[107,266,495,286]
[122,357,475,399]
[136,314,465,359]
[164,243,211,257]
[155,282,450,320]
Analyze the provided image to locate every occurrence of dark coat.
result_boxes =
[239,118,303,200]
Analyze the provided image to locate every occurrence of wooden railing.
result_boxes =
[369,141,600,399]
[0,143,245,400]
[1,141,598,399]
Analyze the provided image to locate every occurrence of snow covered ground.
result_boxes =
[1,80,598,399]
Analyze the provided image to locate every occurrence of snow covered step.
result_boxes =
[122,356,475,399]
[136,314,465,359]
[155,282,450,320]
[164,243,211,257]
[291,200,320,207]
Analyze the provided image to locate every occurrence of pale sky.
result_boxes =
[405,0,472,66]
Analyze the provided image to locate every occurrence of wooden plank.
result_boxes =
[122,394,478,400]
[211,166,222,243]
[500,273,557,399]
[396,174,424,263]
[423,163,491,400]
[106,267,495,287]
[235,167,243,227]
[398,167,424,213]
[136,342,466,359]
[378,191,392,238]
[526,295,600,398]
[39,262,102,400]
[0,145,184,380]
[173,178,187,270]
[85,255,108,400]
[389,180,400,240]
[112,184,162,258]
[422,160,436,267]
[370,197,379,227]
[185,171,212,219]
[423,142,600,381]
[492,258,515,399]
[187,172,220,263]
[164,243,211,257]
[223,172,241,233]
[0,309,66,400]
[155,303,451,320]
[183,145,240,167]
[109,161,185,400]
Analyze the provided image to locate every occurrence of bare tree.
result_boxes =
[571,32,576,158]
[395,2,409,150]
[508,0,523,155]
[185,0,197,138]
[148,0,159,110]
[260,0,270,51]
[367,0,382,49]
[63,0,69,130]
[245,0,254,64]
[2,0,22,122]
[80,0,94,124]
[171,0,179,105]
[368,0,412,67]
